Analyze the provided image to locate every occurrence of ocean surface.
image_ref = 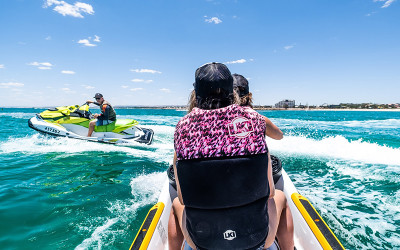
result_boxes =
[0,107,399,249]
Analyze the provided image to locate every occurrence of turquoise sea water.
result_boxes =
[0,108,399,249]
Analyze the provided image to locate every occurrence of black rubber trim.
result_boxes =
[130,209,157,250]
[135,128,154,145]
[299,199,344,250]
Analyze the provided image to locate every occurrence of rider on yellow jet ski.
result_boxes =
[86,93,116,137]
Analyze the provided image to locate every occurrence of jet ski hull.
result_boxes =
[28,115,154,145]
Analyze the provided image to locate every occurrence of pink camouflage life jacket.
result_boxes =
[174,104,268,160]
[174,104,271,249]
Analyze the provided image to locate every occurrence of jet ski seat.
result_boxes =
[95,121,116,132]
[112,119,139,133]
[94,119,139,133]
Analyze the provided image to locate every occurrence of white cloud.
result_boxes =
[374,0,396,8]
[61,70,75,74]
[226,59,247,64]
[45,36,51,40]
[365,11,379,16]
[78,39,96,47]
[0,64,4,69]
[81,85,94,89]
[0,82,24,88]
[130,69,162,74]
[11,88,23,92]
[131,79,153,83]
[160,88,171,93]
[61,87,75,93]
[29,62,53,67]
[44,0,94,18]
[77,35,101,47]
[28,62,53,70]
[93,35,101,42]
[382,0,396,8]
[205,16,222,24]
[131,79,145,82]
[130,88,144,92]
[121,85,129,88]
[284,44,295,50]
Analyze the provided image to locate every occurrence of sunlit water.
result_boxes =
[0,108,399,249]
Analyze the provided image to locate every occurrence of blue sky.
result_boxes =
[0,0,399,107]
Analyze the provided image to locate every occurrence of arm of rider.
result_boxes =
[267,152,275,199]
[264,116,283,140]
[86,100,94,104]
[173,152,184,205]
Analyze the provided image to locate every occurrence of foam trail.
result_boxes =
[75,218,118,250]
[120,115,181,125]
[75,172,166,249]
[274,118,400,130]
[0,134,172,164]
[0,112,37,119]
[130,172,166,201]
[294,160,400,249]
[267,135,400,165]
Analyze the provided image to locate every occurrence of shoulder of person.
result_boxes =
[237,105,258,114]
[176,108,199,127]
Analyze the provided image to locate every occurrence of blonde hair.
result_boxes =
[239,92,253,108]
[187,90,240,113]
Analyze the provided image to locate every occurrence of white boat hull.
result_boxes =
[28,115,154,144]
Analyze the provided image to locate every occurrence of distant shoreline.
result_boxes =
[1,106,400,111]
[115,106,400,111]
[253,108,400,112]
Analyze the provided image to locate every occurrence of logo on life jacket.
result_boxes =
[223,230,237,240]
[228,117,254,138]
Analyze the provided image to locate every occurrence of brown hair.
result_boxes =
[187,90,240,113]
[238,92,253,108]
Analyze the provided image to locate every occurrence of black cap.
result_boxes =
[94,93,103,98]
[232,74,249,97]
[194,62,233,99]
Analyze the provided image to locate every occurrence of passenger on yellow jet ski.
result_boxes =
[86,93,117,137]
[169,63,294,250]
[233,73,283,140]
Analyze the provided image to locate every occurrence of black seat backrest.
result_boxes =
[176,153,269,209]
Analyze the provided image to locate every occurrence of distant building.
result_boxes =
[275,99,295,108]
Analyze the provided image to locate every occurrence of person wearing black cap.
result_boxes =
[233,74,283,140]
[86,93,117,137]
[169,63,293,250]
[233,73,251,107]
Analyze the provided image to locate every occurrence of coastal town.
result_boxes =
[115,99,400,110]
[257,99,400,110]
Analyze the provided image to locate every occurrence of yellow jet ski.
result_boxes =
[28,104,153,144]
